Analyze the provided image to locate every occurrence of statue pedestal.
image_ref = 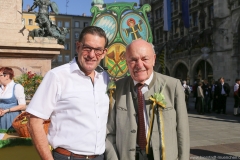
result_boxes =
[0,38,63,77]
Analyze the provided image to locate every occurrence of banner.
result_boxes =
[182,0,190,28]
[91,2,153,78]
[163,0,171,31]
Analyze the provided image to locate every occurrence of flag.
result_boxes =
[182,0,190,28]
[163,0,171,31]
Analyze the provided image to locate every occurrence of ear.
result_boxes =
[100,48,108,60]
[153,54,156,66]
[76,41,81,53]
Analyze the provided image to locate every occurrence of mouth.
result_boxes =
[134,69,146,74]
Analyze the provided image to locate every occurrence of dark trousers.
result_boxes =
[197,97,204,114]
[194,96,198,109]
[218,95,227,113]
[52,151,104,160]
[234,95,239,108]
[136,147,154,160]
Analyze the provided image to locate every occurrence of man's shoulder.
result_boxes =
[50,63,71,73]
[154,72,179,84]
[116,76,131,86]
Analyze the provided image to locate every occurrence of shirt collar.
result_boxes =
[133,72,154,86]
[70,57,104,77]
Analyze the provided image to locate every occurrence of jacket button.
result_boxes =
[131,130,136,133]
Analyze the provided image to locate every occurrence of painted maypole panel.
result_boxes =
[91,2,152,78]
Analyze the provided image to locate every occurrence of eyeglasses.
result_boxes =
[0,74,5,77]
[81,43,105,56]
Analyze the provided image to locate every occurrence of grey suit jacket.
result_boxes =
[105,72,190,160]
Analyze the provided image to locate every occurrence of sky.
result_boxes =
[23,0,140,16]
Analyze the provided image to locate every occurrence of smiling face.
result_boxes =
[76,33,107,76]
[125,39,156,83]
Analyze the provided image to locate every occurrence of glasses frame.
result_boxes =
[80,43,106,56]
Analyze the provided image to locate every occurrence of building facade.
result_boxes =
[140,0,240,90]
[22,12,92,68]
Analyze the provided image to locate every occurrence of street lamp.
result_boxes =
[201,47,210,79]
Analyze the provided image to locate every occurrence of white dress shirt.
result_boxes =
[26,58,109,155]
[234,83,239,92]
[0,80,26,105]
[133,72,153,138]
[221,83,226,95]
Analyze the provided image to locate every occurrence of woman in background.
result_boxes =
[0,67,26,130]
[197,81,204,114]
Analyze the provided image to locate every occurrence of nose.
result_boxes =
[136,59,144,67]
[88,49,96,58]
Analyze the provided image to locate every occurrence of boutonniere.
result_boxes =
[149,82,167,109]
[107,80,116,110]
[146,81,167,160]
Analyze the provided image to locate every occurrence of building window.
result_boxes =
[155,8,160,20]
[193,12,198,27]
[65,55,70,62]
[57,21,62,27]
[174,20,178,33]
[155,28,160,43]
[75,21,80,28]
[66,33,70,39]
[64,43,70,50]
[29,19,33,25]
[174,0,179,11]
[22,18,25,25]
[84,22,89,27]
[208,4,214,20]
[189,15,192,27]
[64,22,70,28]
[171,1,174,12]
[75,32,79,39]
[58,55,63,62]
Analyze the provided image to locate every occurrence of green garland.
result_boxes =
[0,138,33,148]
[0,129,33,148]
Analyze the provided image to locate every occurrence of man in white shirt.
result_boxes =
[233,78,240,115]
[26,26,109,160]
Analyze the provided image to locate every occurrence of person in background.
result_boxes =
[215,77,230,114]
[197,82,204,114]
[105,39,189,160]
[26,26,109,160]
[202,79,211,113]
[183,80,191,111]
[211,79,217,112]
[233,78,240,116]
[193,80,199,110]
[0,67,26,130]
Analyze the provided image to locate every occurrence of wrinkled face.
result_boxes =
[125,40,156,83]
[76,34,107,75]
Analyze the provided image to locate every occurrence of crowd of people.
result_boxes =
[183,77,240,116]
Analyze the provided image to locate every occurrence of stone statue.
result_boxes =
[28,0,68,45]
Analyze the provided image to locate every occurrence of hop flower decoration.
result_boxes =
[14,71,43,99]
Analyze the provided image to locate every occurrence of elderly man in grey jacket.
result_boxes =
[105,39,190,160]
